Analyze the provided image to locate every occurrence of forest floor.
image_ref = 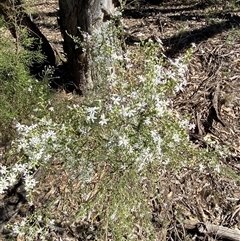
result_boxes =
[2,0,240,240]
[122,2,240,240]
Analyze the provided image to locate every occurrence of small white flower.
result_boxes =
[48,219,55,226]
[60,124,66,131]
[138,75,144,83]
[86,106,99,123]
[29,136,41,146]
[13,163,27,173]
[0,178,9,194]
[167,142,175,148]
[214,164,221,173]
[28,85,33,92]
[20,218,27,227]
[120,106,130,117]
[179,119,189,128]
[24,175,37,191]
[12,224,20,234]
[126,63,133,69]
[126,108,136,118]
[191,42,196,48]
[151,130,162,145]
[15,123,25,132]
[141,148,153,163]
[0,165,8,175]
[166,70,176,80]
[188,123,196,131]
[37,215,43,222]
[155,103,165,117]
[99,114,109,126]
[113,10,122,17]
[86,112,97,123]
[144,117,151,125]
[86,106,99,115]
[111,95,121,105]
[174,83,184,92]
[107,72,118,87]
[111,52,123,61]
[7,172,17,185]
[199,163,205,172]
[172,133,181,143]
[41,130,57,141]
[120,163,128,170]
[37,228,44,234]
[40,235,47,241]
[118,135,129,147]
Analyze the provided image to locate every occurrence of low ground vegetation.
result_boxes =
[0,1,240,240]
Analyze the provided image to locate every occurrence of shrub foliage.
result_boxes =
[0,14,226,241]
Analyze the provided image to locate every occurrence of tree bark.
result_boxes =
[58,0,121,93]
[0,0,56,75]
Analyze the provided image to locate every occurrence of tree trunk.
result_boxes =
[58,0,121,93]
[0,0,56,75]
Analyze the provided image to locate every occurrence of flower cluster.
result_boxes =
[11,214,55,241]
[0,162,38,194]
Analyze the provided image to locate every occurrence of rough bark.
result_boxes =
[0,0,56,75]
[58,0,121,93]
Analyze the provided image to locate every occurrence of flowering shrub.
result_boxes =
[1,16,224,240]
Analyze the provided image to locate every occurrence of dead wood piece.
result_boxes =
[185,220,240,241]
[206,222,240,241]
[211,83,225,127]
[196,112,204,135]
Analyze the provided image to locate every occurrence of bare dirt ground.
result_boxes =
[1,0,240,240]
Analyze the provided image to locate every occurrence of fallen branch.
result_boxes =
[185,220,240,241]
